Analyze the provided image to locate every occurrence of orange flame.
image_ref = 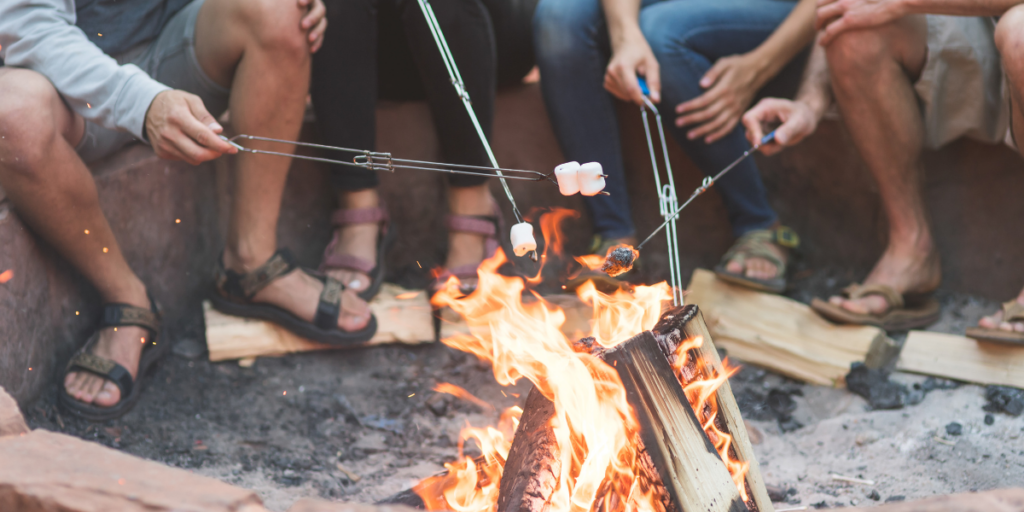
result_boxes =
[524,207,581,286]
[418,230,751,510]
[670,337,750,501]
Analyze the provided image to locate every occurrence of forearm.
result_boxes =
[602,0,644,48]
[747,0,818,86]
[900,0,1021,16]
[794,36,831,121]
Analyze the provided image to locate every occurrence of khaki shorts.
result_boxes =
[914,15,1010,150]
[75,0,230,164]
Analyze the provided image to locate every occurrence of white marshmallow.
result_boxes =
[554,161,581,196]
[510,222,537,257]
[578,162,606,196]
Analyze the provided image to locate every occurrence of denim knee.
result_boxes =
[533,0,602,64]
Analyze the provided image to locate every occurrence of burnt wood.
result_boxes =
[604,331,749,512]
[495,386,561,512]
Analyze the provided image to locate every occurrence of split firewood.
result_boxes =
[205,283,434,362]
[898,331,1024,388]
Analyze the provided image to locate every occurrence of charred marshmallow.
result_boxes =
[554,161,581,196]
[578,162,606,196]
[510,222,537,257]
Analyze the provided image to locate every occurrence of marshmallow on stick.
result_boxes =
[578,162,606,196]
[554,162,581,195]
[510,222,537,257]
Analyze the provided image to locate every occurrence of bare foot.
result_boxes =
[64,289,150,408]
[978,288,1024,333]
[724,243,787,281]
[325,189,380,293]
[829,248,941,315]
[226,251,372,332]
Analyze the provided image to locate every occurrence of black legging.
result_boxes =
[311,0,537,191]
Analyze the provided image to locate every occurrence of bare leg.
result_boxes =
[325,188,380,292]
[195,0,370,330]
[824,16,940,315]
[979,7,1024,333]
[0,69,150,407]
[447,184,496,270]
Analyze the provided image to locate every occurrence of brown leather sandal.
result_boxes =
[58,292,167,422]
[320,205,395,301]
[810,283,940,331]
[211,248,377,345]
[966,300,1024,345]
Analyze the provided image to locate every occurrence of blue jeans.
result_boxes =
[534,0,796,239]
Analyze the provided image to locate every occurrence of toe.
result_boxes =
[725,258,744,275]
[338,289,371,332]
[745,258,777,280]
[1014,322,1024,333]
[93,381,122,407]
[329,269,370,292]
[978,312,1002,329]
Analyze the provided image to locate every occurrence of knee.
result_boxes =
[825,28,890,84]
[533,0,595,62]
[638,9,683,59]
[0,71,63,178]
[237,0,309,59]
[996,5,1024,77]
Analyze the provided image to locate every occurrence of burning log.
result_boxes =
[494,305,773,512]
[604,330,748,512]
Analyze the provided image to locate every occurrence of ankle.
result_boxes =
[340,188,380,210]
[449,185,494,216]
[223,242,275,272]
[100,278,149,308]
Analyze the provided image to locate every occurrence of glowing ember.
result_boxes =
[0,269,12,284]
[434,383,496,413]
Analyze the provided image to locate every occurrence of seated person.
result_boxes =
[311,0,538,297]
[532,0,816,293]
[0,0,373,421]
[742,0,1021,331]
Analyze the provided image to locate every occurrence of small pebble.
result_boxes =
[867,490,881,501]
[945,422,963,436]
[984,413,995,425]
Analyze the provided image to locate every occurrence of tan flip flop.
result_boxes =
[714,226,799,294]
[810,283,940,331]
[966,300,1024,345]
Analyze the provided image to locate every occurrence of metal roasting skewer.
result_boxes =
[635,128,777,251]
[636,77,685,306]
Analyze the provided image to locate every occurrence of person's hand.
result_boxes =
[145,90,237,165]
[816,0,906,45]
[675,53,764,144]
[604,34,661,105]
[741,97,818,156]
[298,0,327,53]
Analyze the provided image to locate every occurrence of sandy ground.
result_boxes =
[23,283,1024,511]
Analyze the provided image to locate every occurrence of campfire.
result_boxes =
[408,212,772,512]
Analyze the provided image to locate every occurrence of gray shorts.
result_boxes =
[914,15,1010,150]
[75,0,230,164]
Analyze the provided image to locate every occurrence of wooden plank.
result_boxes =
[686,269,887,387]
[898,331,1024,388]
[605,331,749,512]
[205,283,434,362]
[653,305,773,512]
[439,293,593,341]
[0,385,28,438]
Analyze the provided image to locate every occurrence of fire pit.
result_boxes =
[400,246,773,512]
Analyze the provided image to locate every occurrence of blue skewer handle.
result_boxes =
[761,130,776,146]
[637,76,650,96]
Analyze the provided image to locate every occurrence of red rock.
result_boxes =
[0,430,267,512]
[0,385,28,437]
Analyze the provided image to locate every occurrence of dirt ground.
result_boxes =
[23,276,1024,511]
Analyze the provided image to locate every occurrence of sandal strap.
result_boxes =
[843,283,905,311]
[100,298,160,335]
[216,248,298,300]
[66,343,134,399]
[447,214,498,237]
[323,254,376,275]
[331,206,388,226]
[721,227,798,271]
[1002,300,1024,323]
[313,275,344,330]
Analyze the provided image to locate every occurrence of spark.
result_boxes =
[117,479,124,485]
[282,391,287,396]
[500,390,507,397]
[84,229,90,234]
[87,103,91,108]
[416,261,422,268]
[140,337,146,343]
[28,368,32,371]
[102,247,109,253]
[0,269,12,283]
[408,393,415,398]
[396,291,419,300]
[175,219,181,224]
[98,33,102,37]
[75,311,79,315]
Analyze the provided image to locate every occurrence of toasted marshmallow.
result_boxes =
[510,222,537,257]
[554,161,581,196]
[578,162,606,196]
